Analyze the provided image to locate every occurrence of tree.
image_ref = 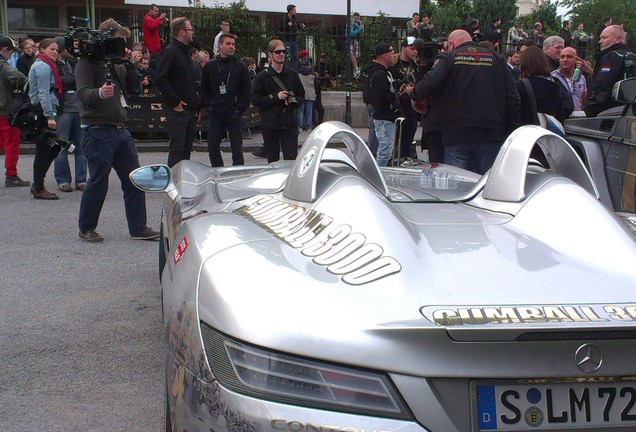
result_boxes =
[562,0,636,49]
[519,0,560,36]
[429,0,472,37]
[187,1,265,58]
[472,0,518,33]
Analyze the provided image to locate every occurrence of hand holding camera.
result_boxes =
[101,82,115,99]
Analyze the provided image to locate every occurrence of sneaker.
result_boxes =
[131,227,160,240]
[32,187,59,200]
[79,229,104,243]
[58,183,73,192]
[5,175,31,187]
[76,183,87,191]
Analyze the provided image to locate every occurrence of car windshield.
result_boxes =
[381,166,482,202]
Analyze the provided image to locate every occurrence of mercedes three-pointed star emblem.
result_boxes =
[575,343,603,373]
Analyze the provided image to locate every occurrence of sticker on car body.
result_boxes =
[421,304,636,326]
[173,237,189,264]
[237,195,401,285]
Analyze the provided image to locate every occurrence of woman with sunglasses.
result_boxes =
[252,39,305,163]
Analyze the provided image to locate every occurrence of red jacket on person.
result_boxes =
[143,13,163,53]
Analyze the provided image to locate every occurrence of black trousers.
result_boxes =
[33,129,61,190]
[262,127,299,163]
[207,111,244,167]
[166,109,196,168]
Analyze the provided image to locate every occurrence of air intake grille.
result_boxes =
[599,119,615,132]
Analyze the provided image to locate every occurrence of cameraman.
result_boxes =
[75,18,158,243]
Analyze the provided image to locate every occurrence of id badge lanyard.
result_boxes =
[218,63,231,95]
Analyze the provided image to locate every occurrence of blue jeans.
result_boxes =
[207,110,244,167]
[54,111,87,186]
[374,119,395,167]
[366,105,379,157]
[297,100,314,130]
[444,142,501,175]
[285,41,299,72]
[78,127,147,235]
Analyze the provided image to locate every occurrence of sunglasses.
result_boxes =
[272,49,286,54]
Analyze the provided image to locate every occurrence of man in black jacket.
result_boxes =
[390,37,419,160]
[559,20,573,48]
[252,39,304,163]
[368,42,401,167]
[200,34,251,167]
[411,29,520,174]
[279,4,303,71]
[16,38,36,76]
[585,25,636,117]
[154,17,199,167]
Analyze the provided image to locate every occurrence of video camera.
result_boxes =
[413,38,444,71]
[65,16,126,62]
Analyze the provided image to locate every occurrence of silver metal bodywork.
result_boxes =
[132,122,636,432]
[565,78,636,223]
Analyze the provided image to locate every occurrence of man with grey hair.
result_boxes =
[585,25,636,117]
[543,35,565,71]
[542,35,574,118]
[154,17,199,167]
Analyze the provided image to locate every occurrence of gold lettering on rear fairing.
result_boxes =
[424,304,636,326]
[238,196,401,285]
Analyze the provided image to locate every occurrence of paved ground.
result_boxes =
[0,126,424,431]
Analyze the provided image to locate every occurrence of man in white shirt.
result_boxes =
[551,47,587,112]
[213,21,230,57]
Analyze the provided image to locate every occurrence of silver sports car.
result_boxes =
[131,122,636,432]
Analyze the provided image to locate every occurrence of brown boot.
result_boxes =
[32,187,59,200]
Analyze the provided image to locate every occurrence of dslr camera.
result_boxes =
[41,130,76,153]
[286,91,299,109]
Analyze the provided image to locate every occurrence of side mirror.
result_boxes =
[129,165,171,192]
[612,77,636,104]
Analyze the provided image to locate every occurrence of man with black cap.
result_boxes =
[52,36,87,193]
[367,42,401,167]
[390,36,419,160]
[0,36,31,188]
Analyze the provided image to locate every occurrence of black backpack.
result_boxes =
[8,87,44,132]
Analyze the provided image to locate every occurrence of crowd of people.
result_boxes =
[360,13,635,174]
[2,5,636,240]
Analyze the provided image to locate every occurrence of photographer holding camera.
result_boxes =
[75,18,158,242]
[143,4,166,56]
[252,39,304,163]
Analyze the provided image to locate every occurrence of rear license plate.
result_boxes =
[475,380,636,430]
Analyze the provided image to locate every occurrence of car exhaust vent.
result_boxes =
[517,330,636,342]
[598,120,615,133]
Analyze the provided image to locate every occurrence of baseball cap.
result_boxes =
[0,36,18,51]
[403,36,416,47]
[372,42,392,57]
[299,49,309,57]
